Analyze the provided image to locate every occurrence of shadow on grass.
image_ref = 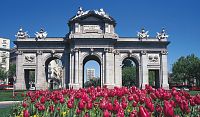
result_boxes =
[0,90,26,101]
[0,106,12,117]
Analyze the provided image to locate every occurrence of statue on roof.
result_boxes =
[99,8,106,16]
[77,7,84,15]
[35,28,48,39]
[156,28,169,39]
[137,28,149,39]
[15,27,29,39]
[95,8,108,18]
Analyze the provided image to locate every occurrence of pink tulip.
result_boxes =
[23,110,30,117]
[117,109,124,117]
[121,101,128,109]
[100,98,107,110]
[38,104,45,111]
[156,104,162,113]
[132,101,137,107]
[78,99,85,110]
[106,102,113,111]
[76,108,81,115]
[84,112,89,117]
[129,110,137,117]
[40,96,46,104]
[128,95,134,101]
[59,98,65,104]
[103,110,111,117]
[86,101,93,110]
[67,100,74,108]
[164,100,174,117]
[133,94,139,102]
[138,106,150,117]
[49,105,54,112]
[113,99,120,111]
[22,102,28,108]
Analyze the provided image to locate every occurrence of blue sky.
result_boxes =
[0,0,200,75]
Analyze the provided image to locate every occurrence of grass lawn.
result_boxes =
[0,90,199,102]
[0,90,198,116]
[0,107,12,117]
[189,90,200,96]
[0,90,26,101]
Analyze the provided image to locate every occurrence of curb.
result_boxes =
[0,101,21,104]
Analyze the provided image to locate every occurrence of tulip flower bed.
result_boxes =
[10,85,200,117]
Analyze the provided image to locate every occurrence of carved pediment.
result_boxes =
[81,16,101,22]
[68,7,118,39]
[69,8,115,23]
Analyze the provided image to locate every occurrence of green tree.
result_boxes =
[122,66,136,87]
[84,77,100,88]
[29,71,35,82]
[0,68,8,83]
[122,59,133,68]
[149,70,155,86]
[172,54,200,86]
[8,64,16,79]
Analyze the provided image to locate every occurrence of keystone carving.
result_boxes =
[149,55,159,62]
[161,50,168,55]
[25,55,35,63]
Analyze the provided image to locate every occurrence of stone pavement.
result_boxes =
[0,101,21,108]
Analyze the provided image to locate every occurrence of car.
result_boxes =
[29,84,36,90]
[182,87,189,91]
[175,87,181,91]
[0,84,13,90]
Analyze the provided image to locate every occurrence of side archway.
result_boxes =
[45,55,63,90]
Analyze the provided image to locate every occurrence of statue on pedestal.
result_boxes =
[156,28,169,40]
[35,28,48,39]
[137,28,149,39]
[15,27,29,39]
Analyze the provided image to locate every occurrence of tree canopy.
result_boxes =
[0,68,7,82]
[172,54,200,86]
[122,66,136,87]
[122,59,134,68]
[8,63,16,79]
[122,59,137,87]
[84,77,100,88]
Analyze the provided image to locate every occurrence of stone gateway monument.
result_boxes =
[14,8,170,90]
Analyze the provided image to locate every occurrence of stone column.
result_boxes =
[78,52,83,88]
[104,48,115,88]
[138,63,142,89]
[73,48,80,89]
[141,51,148,89]
[63,52,69,88]
[36,51,47,90]
[15,51,26,90]
[101,52,105,87]
[69,51,74,88]
[74,48,79,83]
[114,50,122,87]
[161,50,169,89]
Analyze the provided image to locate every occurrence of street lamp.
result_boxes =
[13,75,16,97]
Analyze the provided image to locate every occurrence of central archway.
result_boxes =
[82,55,101,88]
[122,57,139,87]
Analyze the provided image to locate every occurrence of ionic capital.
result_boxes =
[161,50,168,55]
[141,50,147,55]
[16,50,23,55]
[37,50,43,55]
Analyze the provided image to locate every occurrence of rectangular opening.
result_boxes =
[149,69,160,88]
[24,69,35,90]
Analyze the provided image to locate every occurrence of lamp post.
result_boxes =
[13,75,16,97]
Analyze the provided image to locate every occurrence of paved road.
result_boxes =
[0,101,21,108]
